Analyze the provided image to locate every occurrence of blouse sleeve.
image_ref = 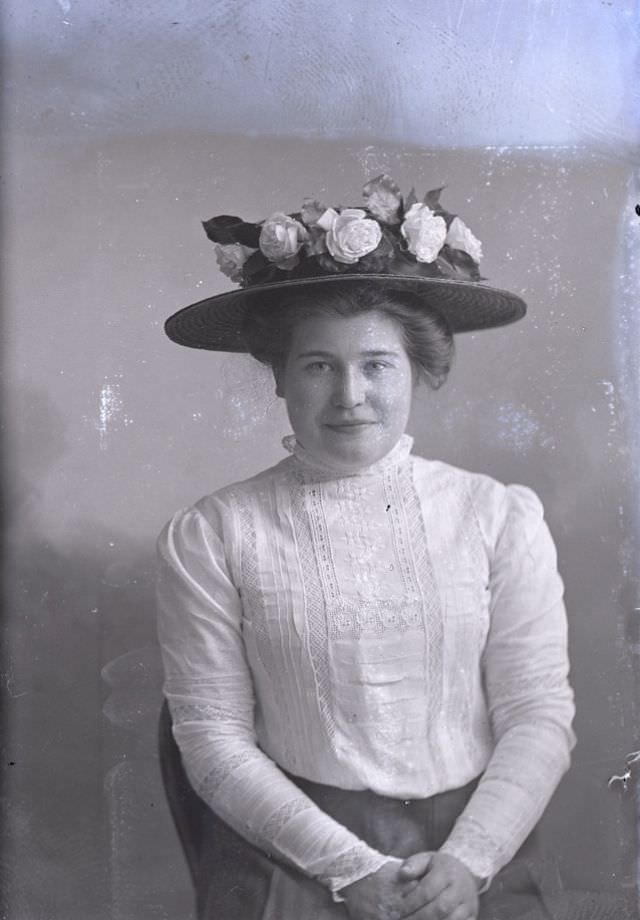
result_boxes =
[440,484,576,883]
[156,504,394,896]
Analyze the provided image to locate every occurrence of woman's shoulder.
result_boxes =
[410,454,545,535]
[161,456,294,536]
[207,455,294,504]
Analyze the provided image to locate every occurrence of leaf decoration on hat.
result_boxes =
[424,186,445,210]
[424,186,456,229]
[241,249,281,286]
[434,254,459,279]
[203,215,261,248]
[362,174,402,225]
[403,187,418,212]
[441,245,484,281]
[315,251,354,274]
[305,224,328,257]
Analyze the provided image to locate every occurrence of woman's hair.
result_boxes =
[241,281,455,389]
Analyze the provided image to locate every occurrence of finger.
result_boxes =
[399,852,433,880]
[400,892,463,920]
[447,905,476,920]
[401,875,452,917]
[428,887,464,919]
[402,865,449,906]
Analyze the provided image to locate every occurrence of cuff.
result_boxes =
[328,854,401,903]
[439,820,503,889]
[439,843,493,893]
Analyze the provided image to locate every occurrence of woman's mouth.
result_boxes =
[325,421,376,433]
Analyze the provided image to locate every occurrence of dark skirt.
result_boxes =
[158,702,634,920]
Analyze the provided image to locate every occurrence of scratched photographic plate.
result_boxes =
[2,2,639,918]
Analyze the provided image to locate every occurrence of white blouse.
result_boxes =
[157,434,575,895]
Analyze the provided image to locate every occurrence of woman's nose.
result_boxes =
[332,368,365,408]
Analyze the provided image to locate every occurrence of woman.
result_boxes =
[157,177,615,919]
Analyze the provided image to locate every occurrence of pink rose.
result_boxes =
[445,216,483,263]
[318,207,382,264]
[362,174,402,224]
[213,243,256,283]
[400,203,447,263]
[259,212,308,268]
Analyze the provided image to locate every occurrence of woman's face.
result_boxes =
[274,310,414,473]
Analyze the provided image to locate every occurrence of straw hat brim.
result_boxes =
[164,273,527,352]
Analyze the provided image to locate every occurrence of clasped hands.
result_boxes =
[340,851,479,920]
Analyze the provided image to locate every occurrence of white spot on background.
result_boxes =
[98,380,123,450]
[496,403,540,453]
[599,379,618,449]
[359,146,390,177]
[56,0,71,14]
[219,356,277,441]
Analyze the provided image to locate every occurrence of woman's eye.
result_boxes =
[365,360,389,372]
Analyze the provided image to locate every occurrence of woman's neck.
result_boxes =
[282,433,413,479]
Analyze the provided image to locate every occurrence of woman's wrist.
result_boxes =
[333,856,401,903]
[472,870,489,893]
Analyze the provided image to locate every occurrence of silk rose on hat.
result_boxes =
[445,216,483,263]
[400,203,448,264]
[318,207,383,264]
[213,243,256,283]
[259,212,308,269]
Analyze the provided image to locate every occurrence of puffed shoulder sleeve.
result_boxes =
[156,503,395,895]
[440,484,576,883]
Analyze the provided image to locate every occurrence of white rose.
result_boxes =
[400,203,447,263]
[259,212,308,267]
[214,243,255,283]
[445,216,483,263]
[318,207,382,264]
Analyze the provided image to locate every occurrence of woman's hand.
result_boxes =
[397,851,480,920]
[339,860,412,920]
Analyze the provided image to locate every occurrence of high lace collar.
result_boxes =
[282,433,413,480]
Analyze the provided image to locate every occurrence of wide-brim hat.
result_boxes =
[164,176,527,353]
